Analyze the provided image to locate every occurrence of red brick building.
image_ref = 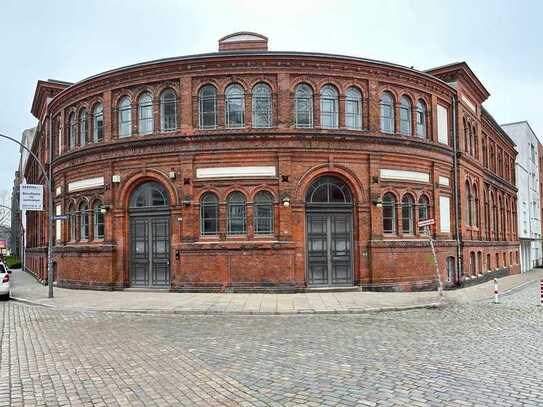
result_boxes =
[24,32,519,291]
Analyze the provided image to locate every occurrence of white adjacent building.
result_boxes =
[502,121,542,272]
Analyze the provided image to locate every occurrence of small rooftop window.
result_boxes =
[218,32,268,52]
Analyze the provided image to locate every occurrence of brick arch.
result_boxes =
[249,187,277,202]
[156,81,180,98]
[112,91,134,108]
[378,87,399,104]
[195,188,222,204]
[381,189,400,202]
[295,164,366,204]
[134,87,155,103]
[221,79,250,95]
[248,78,276,93]
[194,80,220,97]
[316,80,342,96]
[223,186,249,203]
[118,169,179,209]
[290,78,317,95]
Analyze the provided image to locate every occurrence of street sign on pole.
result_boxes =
[20,184,44,211]
[418,218,435,228]
[51,214,70,221]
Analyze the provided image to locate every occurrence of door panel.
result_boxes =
[151,218,170,287]
[306,212,353,286]
[130,218,149,286]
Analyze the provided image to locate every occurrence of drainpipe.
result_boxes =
[451,95,463,281]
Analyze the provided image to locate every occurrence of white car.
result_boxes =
[0,262,10,300]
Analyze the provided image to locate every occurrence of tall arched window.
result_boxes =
[199,85,217,129]
[79,202,89,241]
[68,204,76,241]
[383,193,396,234]
[160,89,178,131]
[473,126,478,159]
[399,96,412,136]
[345,87,362,130]
[472,184,479,228]
[419,195,430,221]
[79,109,88,146]
[482,136,488,167]
[320,85,339,128]
[227,192,246,235]
[200,192,219,236]
[138,92,153,134]
[464,119,470,154]
[465,182,472,226]
[69,112,77,150]
[401,194,415,234]
[294,84,313,128]
[225,84,245,128]
[484,188,490,239]
[93,201,104,240]
[416,99,426,138]
[118,96,132,137]
[93,103,104,143]
[380,91,394,133]
[254,191,274,235]
[492,192,498,239]
[252,83,272,128]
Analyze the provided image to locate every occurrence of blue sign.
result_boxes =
[51,214,70,221]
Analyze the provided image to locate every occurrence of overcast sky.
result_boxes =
[1,0,542,198]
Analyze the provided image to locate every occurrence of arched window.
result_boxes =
[138,92,153,134]
[118,96,132,137]
[472,184,479,228]
[473,126,478,159]
[160,89,178,131]
[294,84,313,128]
[484,188,490,239]
[92,103,104,143]
[68,204,76,241]
[469,126,475,156]
[252,83,272,128]
[416,99,426,138]
[482,136,488,167]
[69,112,77,150]
[200,192,219,236]
[305,176,352,204]
[465,182,472,226]
[79,202,89,241]
[79,109,88,146]
[399,96,412,136]
[464,119,470,154]
[320,85,339,128]
[129,182,169,208]
[254,191,274,235]
[380,91,394,133]
[93,201,104,240]
[492,192,498,239]
[401,194,415,234]
[227,192,246,235]
[199,85,217,129]
[225,84,245,128]
[419,195,430,222]
[382,193,396,234]
[345,87,362,130]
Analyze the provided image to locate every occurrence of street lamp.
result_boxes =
[0,132,54,298]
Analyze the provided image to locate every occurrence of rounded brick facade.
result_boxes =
[25,34,520,291]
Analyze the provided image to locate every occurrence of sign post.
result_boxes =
[20,184,44,211]
[418,219,443,299]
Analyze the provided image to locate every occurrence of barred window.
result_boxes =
[399,96,412,136]
[227,191,246,235]
[416,99,426,138]
[225,84,245,128]
[254,191,274,234]
[79,202,89,241]
[118,97,132,137]
[138,93,153,134]
[345,87,362,130]
[294,84,313,128]
[401,194,415,234]
[419,195,430,221]
[320,85,338,128]
[93,201,104,240]
[160,89,178,131]
[380,91,394,133]
[383,193,396,234]
[79,109,88,146]
[200,193,219,236]
[199,85,217,129]
[93,103,104,143]
[252,83,272,128]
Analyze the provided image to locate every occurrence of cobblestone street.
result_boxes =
[1,282,543,407]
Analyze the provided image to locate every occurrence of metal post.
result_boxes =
[539,279,543,306]
[425,225,443,299]
[494,278,499,304]
[0,132,54,297]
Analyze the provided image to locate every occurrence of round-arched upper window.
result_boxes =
[129,182,169,208]
[305,176,352,204]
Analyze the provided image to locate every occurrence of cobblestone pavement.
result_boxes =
[1,282,542,406]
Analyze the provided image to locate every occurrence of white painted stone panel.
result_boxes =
[440,196,451,233]
[196,166,276,179]
[380,169,430,183]
[68,177,104,192]
[438,176,450,187]
[437,105,449,145]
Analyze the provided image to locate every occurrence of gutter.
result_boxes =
[452,95,463,279]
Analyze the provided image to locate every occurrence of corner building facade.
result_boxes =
[24,33,520,291]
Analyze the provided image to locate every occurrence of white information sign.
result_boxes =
[20,184,44,211]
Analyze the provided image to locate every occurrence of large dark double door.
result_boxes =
[306,212,353,286]
[129,216,170,287]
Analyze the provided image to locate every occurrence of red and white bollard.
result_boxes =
[539,280,543,306]
[494,278,499,304]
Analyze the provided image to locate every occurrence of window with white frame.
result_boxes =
[225,84,245,128]
[320,85,339,128]
[252,83,272,128]
[294,84,313,128]
[345,87,362,130]
[380,91,394,133]
[118,97,132,137]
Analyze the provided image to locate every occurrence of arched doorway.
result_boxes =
[305,175,354,287]
[128,181,170,287]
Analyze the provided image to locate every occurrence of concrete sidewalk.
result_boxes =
[9,268,543,314]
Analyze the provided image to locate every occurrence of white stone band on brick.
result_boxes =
[196,166,276,179]
[68,177,105,192]
[438,176,450,187]
[380,169,430,183]
[437,104,449,145]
